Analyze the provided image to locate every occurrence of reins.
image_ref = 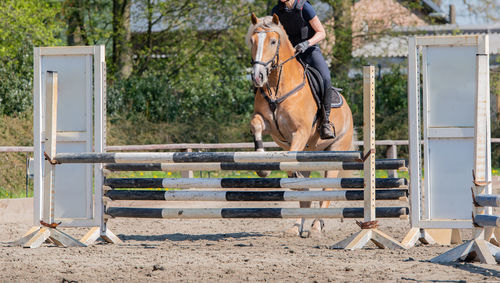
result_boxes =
[251,29,307,142]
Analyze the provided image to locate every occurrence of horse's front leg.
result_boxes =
[250,113,270,177]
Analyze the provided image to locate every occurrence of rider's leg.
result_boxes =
[298,46,334,139]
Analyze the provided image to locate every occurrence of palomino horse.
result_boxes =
[247,14,354,237]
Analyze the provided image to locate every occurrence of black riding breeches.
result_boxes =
[297,45,332,105]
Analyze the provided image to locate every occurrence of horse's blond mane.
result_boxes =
[245,16,289,49]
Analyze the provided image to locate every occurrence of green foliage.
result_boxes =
[107,32,254,126]
[107,0,265,142]
[374,65,408,140]
[332,64,409,158]
[0,0,62,116]
[62,0,112,46]
[323,0,353,79]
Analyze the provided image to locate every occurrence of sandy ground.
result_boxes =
[2,195,500,282]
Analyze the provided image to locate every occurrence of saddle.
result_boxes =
[301,62,343,110]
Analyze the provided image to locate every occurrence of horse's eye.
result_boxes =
[270,39,277,45]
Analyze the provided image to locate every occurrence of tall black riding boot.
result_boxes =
[319,88,335,139]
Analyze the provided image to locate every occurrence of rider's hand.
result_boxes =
[295,41,310,54]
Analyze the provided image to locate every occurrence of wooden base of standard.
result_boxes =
[402,228,462,247]
[12,227,86,248]
[430,239,500,264]
[80,227,122,245]
[330,229,406,250]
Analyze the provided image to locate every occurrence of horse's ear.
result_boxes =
[251,13,259,25]
[272,13,279,25]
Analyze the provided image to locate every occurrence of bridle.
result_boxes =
[250,28,307,141]
[250,30,282,74]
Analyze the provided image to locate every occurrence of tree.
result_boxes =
[325,0,353,80]
[112,0,132,79]
[0,0,61,115]
[64,0,88,45]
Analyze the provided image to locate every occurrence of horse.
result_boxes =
[246,14,354,237]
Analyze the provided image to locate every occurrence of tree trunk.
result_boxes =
[65,0,87,46]
[327,0,353,80]
[112,0,132,79]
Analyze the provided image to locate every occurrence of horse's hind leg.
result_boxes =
[284,171,311,237]
[250,113,270,177]
[310,169,339,238]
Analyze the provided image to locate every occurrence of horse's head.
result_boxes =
[247,13,287,88]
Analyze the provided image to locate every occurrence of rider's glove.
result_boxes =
[295,41,310,54]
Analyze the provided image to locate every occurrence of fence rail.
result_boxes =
[2,139,499,198]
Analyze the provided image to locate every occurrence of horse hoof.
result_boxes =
[310,219,325,238]
[283,225,301,237]
[256,170,270,178]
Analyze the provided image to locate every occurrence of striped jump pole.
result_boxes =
[103,159,407,172]
[104,189,409,202]
[106,207,409,219]
[53,151,363,164]
[103,177,407,189]
[474,194,500,208]
[473,215,500,228]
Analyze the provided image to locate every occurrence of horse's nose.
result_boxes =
[255,73,263,85]
[252,66,266,87]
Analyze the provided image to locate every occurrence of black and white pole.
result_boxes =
[103,177,407,189]
[104,189,409,202]
[54,151,363,164]
[103,160,407,172]
[106,207,409,219]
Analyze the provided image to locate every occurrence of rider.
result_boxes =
[271,0,335,139]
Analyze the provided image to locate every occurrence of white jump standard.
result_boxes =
[430,35,499,264]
